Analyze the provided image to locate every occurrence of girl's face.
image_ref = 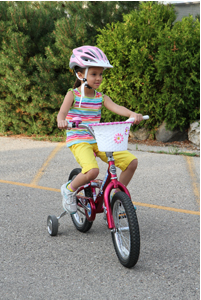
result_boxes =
[79,67,104,89]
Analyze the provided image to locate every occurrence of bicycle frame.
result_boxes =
[76,152,131,230]
[67,117,136,230]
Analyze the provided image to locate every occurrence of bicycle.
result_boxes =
[47,115,149,268]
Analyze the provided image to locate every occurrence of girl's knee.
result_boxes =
[128,159,138,172]
[86,168,99,181]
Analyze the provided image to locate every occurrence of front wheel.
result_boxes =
[111,192,140,268]
[69,168,93,233]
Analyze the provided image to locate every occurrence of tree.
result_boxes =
[0,1,140,135]
[96,1,199,132]
[62,1,140,45]
[0,1,66,134]
[1,1,199,136]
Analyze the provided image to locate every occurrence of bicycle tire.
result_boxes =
[69,168,93,233]
[47,215,58,236]
[111,191,140,268]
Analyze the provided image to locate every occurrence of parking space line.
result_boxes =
[30,143,65,186]
[0,179,60,192]
[132,201,200,215]
[185,156,200,209]
[0,179,200,216]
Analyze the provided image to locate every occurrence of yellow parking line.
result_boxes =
[0,179,60,192]
[132,201,200,216]
[30,143,65,186]
[185,156,200,209]
[0,179,199,216]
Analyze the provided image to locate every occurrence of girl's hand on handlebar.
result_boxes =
[129,113,143,125]
[57,119,68,129]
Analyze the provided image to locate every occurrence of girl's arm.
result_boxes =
[103,95,143,124]
[57,91,74,129]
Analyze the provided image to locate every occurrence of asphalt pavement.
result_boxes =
[0,136,200,300]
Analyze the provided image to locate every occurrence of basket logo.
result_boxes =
[125,127,130,135]
[114,133,124,144]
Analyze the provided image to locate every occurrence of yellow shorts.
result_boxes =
[69,142,137,174]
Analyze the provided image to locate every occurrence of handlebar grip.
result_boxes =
[125,118,135,123]
[126,115,149,123]
[68,117,82,128]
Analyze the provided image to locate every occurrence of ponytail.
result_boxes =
[73,66,85,89]
[73,78,81,89]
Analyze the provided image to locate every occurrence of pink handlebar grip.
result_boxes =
[69,117,82,127]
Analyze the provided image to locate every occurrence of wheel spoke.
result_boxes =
[111,192,140,268]
[112,200,130,259]
[69,168,93,233]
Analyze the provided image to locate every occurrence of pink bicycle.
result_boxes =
[47,115,149,268]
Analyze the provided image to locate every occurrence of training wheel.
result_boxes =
[47,215,58,236]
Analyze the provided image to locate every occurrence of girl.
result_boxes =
[57,45,143,214]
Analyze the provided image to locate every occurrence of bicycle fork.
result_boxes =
[103,152,131,230]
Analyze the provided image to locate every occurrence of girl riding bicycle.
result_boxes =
[57,45,143,214]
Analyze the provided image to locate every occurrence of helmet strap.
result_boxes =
[75,68,92,107]
[85,84,92,89]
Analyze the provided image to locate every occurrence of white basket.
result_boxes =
[89,121,132,152]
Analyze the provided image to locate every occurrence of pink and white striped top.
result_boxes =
[66,88,103,147]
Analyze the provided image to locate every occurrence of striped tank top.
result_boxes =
[66,88,103,147]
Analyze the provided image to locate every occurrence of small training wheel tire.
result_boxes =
[47,215,58,236]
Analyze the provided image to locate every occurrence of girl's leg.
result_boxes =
[119,159,138,187]
[71,168,99,189]
[98,150,138,188]
[62,143,99,214]
[69,143,100,190]
[97,148,138,188]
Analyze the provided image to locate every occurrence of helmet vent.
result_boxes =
[81,56,95,62]
[89,49,99,59]
[97,49,103,59]
[85,51,96,58]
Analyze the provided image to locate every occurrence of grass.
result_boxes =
[135,144,199,157]
[0,131,66,143]
[154,150,199,157]
[32,135,65,142]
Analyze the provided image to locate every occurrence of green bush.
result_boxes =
[97,2,200,132]
[155,16,200,130]
[0,1,140,136]
[0,2,67,135]
[0,1,199,137]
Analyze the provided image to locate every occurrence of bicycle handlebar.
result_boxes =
[68,115,149,128]
[125,115,149,123]
[67,115,149,139]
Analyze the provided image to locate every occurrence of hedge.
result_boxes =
[0,1,199,136]
[97,2,200,133]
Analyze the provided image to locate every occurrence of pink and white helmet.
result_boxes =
[69,45,113,69]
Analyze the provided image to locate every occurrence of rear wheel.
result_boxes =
[69,168,93,233]
[111,192,140,268]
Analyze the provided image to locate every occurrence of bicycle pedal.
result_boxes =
[86,202,92,217]
[77,196,87,205]
[119,212,126,219]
